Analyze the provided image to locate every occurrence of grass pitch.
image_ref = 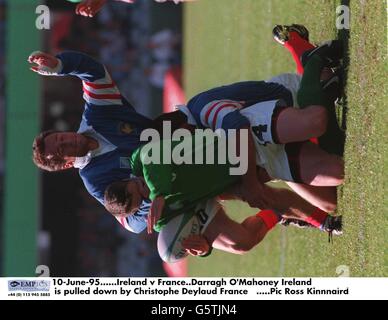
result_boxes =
[183,0,387,277]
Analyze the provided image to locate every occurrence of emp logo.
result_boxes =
[36,5,50,30]
[336,5,350,30]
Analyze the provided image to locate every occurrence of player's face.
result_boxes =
[125,180,144,215]
[44,132,91,162]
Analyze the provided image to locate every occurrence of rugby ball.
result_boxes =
[157,213,201,263]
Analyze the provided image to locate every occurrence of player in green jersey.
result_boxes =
[104,131,342,261]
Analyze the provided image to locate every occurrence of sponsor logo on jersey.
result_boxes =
[119,157,131,168]
[119,122,133,134]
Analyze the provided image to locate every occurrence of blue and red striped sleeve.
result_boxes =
[56,51,123,106]
[187,81,293,130]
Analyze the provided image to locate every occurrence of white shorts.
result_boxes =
[266,73,302,108]
[255,143,295,182]
[241,99,296,182]
[157,198,220,263]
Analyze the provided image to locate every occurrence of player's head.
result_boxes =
[32,130,92,171]
[104,179,144,217]
[152,110,192,134]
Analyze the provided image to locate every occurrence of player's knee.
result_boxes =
[308,106,328,137]
[318,157,344,186]
[330,156,344,183]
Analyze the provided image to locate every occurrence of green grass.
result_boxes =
[183,0,387,276]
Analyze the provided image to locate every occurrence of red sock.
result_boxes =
[305,208,328,228]
[284,31,315,75]
[284,32,319,145]
[256,210,281,230]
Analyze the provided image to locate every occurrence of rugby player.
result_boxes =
[29,50,154,233]
[104,135,342,260]
[103,53,345,259]
[30,42,342,236]
[152,43,344,212]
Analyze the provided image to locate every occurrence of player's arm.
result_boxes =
[29,50,105,80]
[141,160,172,233]
[115,214,147,234]
[75,0,135,18]
[73,0,197,18]
[131,144,174,232]
[147,196,165,234]
[114,197,151,234]
[28,51,123,106]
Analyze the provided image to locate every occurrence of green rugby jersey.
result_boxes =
[130,134,240,231]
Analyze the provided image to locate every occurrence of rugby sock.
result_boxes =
[305,208,329,229]
[297,55,328,108]
[319,73,346,155]
[317,102,345,156]
[298,56,345,154]
[256,210,282,230]
[284,31,315,75]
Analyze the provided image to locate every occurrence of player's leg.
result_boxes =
[285,181,337,213]
[274,105,328,144]
[257,183,335,216]
[223,168,336,214]
[245,66,342,146]
[298,53,345,155]
[245,99,327,146]
[292,141,344,186]
[257,160,337,213]
[274,52,343,144]
[272,24,315,74]
[243,185,342,237]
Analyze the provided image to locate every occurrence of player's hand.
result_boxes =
[182,235,210,256]
[75,0,107,18]
[28,51,61,75]
[147,196,165,234]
